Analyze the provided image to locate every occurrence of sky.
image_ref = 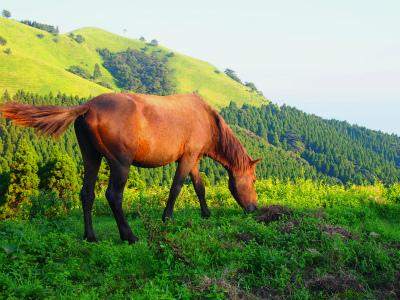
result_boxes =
[2,0,400,134]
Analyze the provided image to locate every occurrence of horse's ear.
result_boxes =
[251,158,262,165]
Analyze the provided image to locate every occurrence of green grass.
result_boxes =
[1,180,399,299]
[0,17,266,108]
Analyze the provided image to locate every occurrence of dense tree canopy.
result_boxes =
[97,48,175,95]
[221,102,400,185]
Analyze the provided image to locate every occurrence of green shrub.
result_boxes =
[0,36,6,46]
[29,191,71,219]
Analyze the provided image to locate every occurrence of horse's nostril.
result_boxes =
[246,204,257,213]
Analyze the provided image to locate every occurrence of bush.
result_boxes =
[97,81,112,89]
[149,39,158,46]
[41,151,80,208]
[66,65,92,79]
[2,9,11,18]
[29,191,72,219]
[3,48,11,55]
[68,33,85,43]
[0,36,6,46]
[74,34,85,43]
[224,68,242,83]
[36,33,45,39]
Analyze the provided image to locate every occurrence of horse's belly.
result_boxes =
[131,138,184,168]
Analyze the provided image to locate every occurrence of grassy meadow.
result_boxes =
[1,179,399,299]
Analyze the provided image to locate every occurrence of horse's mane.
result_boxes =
[210,108,252,172]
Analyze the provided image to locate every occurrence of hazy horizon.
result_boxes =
[2,0,400,134]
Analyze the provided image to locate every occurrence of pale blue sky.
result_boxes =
[3,0,400,134]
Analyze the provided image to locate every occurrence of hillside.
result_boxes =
[221,103,400,184]
[0,17,266,108]
[1,16,400,186]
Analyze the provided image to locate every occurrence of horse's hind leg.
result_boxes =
[190,164,210,218]
[106,161,138,244]
[75,118,102,242]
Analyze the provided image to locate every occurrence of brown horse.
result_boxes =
[0,93,260,243]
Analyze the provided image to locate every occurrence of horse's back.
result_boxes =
[81,93,214,166]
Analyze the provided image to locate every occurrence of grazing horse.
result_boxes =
[0,93,260,243]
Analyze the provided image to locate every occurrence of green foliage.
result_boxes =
[93,63,102,79]
[221,102,400,185]
[36,33,45,39]
[1,140,39,218]
[97,47,175,95]
[0,36,6,45]
[41,150,80,208]
[74,34,85,44]
[68,33,85,43]
[3,47,11,55]
[66,65,92,79]
[29,191,72,219]
[224,68,242,84]
[1,9,11,18]
[20,20,59,35]
[149,39,158,46]
[127,167,146,190]
[0,181,399,298]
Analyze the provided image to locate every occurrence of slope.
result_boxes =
[0,17,266,108]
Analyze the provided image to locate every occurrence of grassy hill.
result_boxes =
[0,17,266,108]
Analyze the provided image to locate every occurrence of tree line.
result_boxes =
[220,102,400,185]
[1,90,399,217]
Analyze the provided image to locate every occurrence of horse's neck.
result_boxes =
[207,115,250,171]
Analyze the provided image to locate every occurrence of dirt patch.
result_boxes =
[255,205,293,224]
[321,224,354,240]
[307,274,363,294]
[373,272,400,299]
[280,220,300,233]
[197,276,256,300]
[252,286,283,299]
[235,232,255,243]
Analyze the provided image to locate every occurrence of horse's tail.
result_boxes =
[0,102,90,138]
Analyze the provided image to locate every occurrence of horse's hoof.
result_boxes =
[201,210,211,219]
[122,233,139,244]
[84,236,97,243]
[128,236,139,244]
[162,213,173,222]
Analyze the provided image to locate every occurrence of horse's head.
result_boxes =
[228,158,261,213]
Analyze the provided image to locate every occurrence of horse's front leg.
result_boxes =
[162,156,196,222]
[190,164,210,218]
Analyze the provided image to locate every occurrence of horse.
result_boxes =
[0,93,260,243]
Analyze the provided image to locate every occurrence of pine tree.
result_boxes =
[43,150,80,209]
[127,166,145,190]
[3,140,39,217]
[93,63,102,79]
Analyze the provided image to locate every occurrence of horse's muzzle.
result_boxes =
[245,204,257,213]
